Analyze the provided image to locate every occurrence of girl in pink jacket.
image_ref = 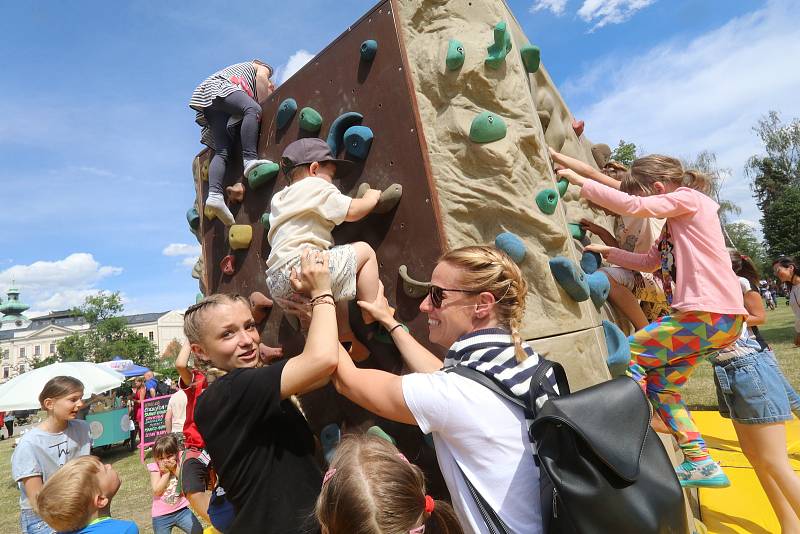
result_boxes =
[560,154,747,489]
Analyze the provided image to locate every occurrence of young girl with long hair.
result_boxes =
[148,433,202,534]
[11,376,92,534]
[561,154,747,488]
[316,434,463,534]
[773,256,800,347]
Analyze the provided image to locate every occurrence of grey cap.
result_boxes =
[280,138,351,175]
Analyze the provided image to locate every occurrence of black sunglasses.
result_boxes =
[428,285,480,308]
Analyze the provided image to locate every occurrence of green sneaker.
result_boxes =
[676,459,731,488]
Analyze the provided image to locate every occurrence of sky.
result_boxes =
[1,0,797,317]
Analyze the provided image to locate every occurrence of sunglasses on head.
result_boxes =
[427,285,480,308]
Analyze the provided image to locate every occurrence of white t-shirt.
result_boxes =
[402,372,542,534]
[615,216,665,254]
[167,389,187,433]
[266,177,351,271]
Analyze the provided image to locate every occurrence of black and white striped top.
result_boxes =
[189,62,258,147]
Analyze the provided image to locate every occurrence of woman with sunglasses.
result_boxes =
[333,245,556,534]
[189,59,276,225]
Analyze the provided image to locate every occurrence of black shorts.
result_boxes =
[181,457,211,494]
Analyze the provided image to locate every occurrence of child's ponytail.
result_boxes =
[681,169,712,195]
[425,499,463,534]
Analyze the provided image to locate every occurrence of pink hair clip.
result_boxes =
[397,452,410,464]
[322,468,336,484]
[408,526,425,534]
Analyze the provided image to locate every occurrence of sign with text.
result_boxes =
[139,394,170,462]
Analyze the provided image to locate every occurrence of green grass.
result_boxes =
[684,301,800,408]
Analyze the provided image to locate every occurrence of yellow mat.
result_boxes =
[693,411,800,534]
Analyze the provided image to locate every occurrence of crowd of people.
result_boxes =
[10,61,800,534]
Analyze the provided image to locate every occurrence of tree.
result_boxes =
[724,222,767,272]
[611,140,637,167]
[746,111,800,187]
[761,186,800,260]
[161,339,182,359]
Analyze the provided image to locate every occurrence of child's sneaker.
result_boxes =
[675,459,730,488]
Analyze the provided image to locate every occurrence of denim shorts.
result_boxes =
[20,509,54,534]
[712,352,792,424]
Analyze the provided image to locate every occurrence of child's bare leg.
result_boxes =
[351,242,380,323]
[606,274,649,330]
[186,490,211,524]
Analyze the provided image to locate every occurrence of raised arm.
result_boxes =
[345,189,380,222]
[175,342,193,387]
[565,176,698,219]
[586,242,662,274]
[550,148,621,189]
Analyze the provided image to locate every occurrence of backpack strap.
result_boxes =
[447,366,527,411]
[528,360,570,419]
[455,462,512,534]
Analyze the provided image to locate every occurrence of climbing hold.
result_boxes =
[298,107,323,132]
[446,39,465,71]
[360,39,378,61]
[520,44,541,73]
[572,119,585,137]
[537,110,551,130]
[195,292,204,304]
[191,258,203,280]
[485,21,512,69]
[203,204,216,221]
[592,143,612,168]
[186,208,200,231]
[260,212,271,232]
[326,112,364,155]
[192,157,200,180]
[228,225,253,250]
[557,178,569,198]
[361,183,403,214]
[367,426,396,445]
[580,250,602,274]
[399,265,431,298]
[220,255,236,276]
[343,125,374,159]
[200,159,209,182]
[276,98,297,130]
[567,223,585,240]
[548,256,590,302]
[587,271,610,308]
[249,291,274,324]
[247,161,280,190]
[602,320,631,378]
[535,189,559,215]
[226,183,245,204]
[495,232,526,264]
[321,423,341,464]
[469,111,507,143]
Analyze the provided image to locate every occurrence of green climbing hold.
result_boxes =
[276,98,297,129]
[196,292,204,304]
[568,223,585,240]
[446,39,465,71]
[535,189,559,215]
[367,426,397,445]
[469,111,507,143]
[485,21,512,69]
[247,161,280,190]
[360,39,378,61]
[557,178,569,198]
[520,44,541,73]
[299,107,323,132]
[260,212,271,232]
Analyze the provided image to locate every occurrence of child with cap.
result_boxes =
[266,137,401,332]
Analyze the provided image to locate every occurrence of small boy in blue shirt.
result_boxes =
[36,456,138,534]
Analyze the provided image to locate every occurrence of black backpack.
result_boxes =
[155,380,171,396]
[448,361,688,534]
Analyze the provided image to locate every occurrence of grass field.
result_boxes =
[1,303,798,532]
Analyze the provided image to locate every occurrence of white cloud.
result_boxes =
[181,256,199,268]
[0,253,123,316]
[567,0,800,231]
[162,243,201,257]
[577,0,655,30]
[530,0,569,16]
[277,50,315,85]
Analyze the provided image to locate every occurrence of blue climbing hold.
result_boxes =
[326,112,364,155]
[321,423,341,464]
[548,256,589,302]
[602,320,631,378]
[360,39,378,61]
[580,250,602,274]
[587,271,610,308]
[186,208,200,231]
[568,223,585,241]
[343,125,374,159]
[276,98,297,129]
[495,232,526,264]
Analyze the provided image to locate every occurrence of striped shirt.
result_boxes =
[189,62,258,147]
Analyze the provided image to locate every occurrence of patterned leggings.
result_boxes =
[628,311,744,461]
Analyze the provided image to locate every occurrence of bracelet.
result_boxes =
[311,297,335,308]
[388,323,408,335]
[310,293,334,305]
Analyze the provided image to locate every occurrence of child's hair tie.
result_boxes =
[424,495,435,514]
[322,468,336,484]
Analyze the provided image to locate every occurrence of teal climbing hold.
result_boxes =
[260,212,271,232]
[580,250,602,274]
[557,178,569,198]
[469,111,507,143]
[276,98,297,129]
[367,426,397,445]
[568,223,585,240]
[186,208,200,231]
[374,322,408,344]
[602,320,631,378]
[360,39,378,61]
[548,256,590,302]
[326,112,364,155]
[587,271,610,308]
[321,423,341,464]
[535,189,559,215]
[196,292,204,303]
[247,161,280,190]
[446,39,465,71]
[298,107,323,132]
[343,125,374,159]
[520,44,541,73]
[485,22,512,69]
[495,232,526,263]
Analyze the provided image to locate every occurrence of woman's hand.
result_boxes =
[357,281,396,328]
[557,168,586,187]
[584,243,612,258]
[290,249,332,298]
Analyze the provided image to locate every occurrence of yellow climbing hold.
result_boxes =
[203,204,216,220]
[229,224,253,250]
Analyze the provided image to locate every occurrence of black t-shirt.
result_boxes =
[195,360,322,533]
